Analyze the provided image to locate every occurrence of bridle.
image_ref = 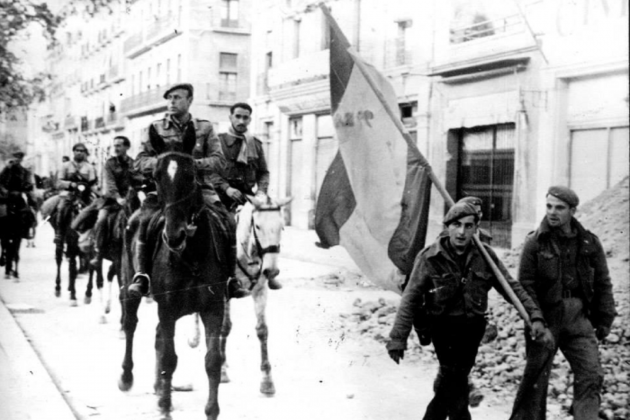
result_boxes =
[237,205,283,287]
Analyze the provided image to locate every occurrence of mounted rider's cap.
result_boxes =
[443,202,480,226]
[547,185,579,208]
[458,196,483,208]
[72,142,89,155]
[163,83,194,99]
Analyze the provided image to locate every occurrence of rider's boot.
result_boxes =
[267,277,283,290]
[226,243,250,299]
[128,241,151,298]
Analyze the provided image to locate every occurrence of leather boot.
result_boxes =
[128,242,150,298]
[226,243,250,299]
[267,277,283,290]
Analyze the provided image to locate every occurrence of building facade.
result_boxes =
[249,0,629,248]
[29,0,252,184]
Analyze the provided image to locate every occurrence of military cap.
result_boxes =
[163,83,194,99]
[72,142,89,155]
[458,196,483,207]
[547,185,579,208]
[443,202,480,226]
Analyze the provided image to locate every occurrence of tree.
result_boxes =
[0,0,59,110]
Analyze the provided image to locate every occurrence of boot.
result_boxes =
[128,242,151,298]
[226,243,250,299]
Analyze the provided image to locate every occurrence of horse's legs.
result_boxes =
[154,318,177,414]
[200,305,226,420]
[219,301,232,383]
[4,238,13,279]
[12,238,20,281]
[253,283,275,395]
[104,260,117,315]
[67,240,79,306]
[54,232,63,297]
[118,293,141,392]
[85,264,94,305]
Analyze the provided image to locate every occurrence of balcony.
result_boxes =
[95,117,106,129]
[124,32,142,54]
[80,117,90,132]
[433,12,534,70]
[123,15,181,58]
[120,88,165,115]
[267,50,329,90]
[108,65,119,80]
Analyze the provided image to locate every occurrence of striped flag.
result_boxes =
[315,6,432,294]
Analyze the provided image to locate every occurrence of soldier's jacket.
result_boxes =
[134,115,225,199]
[56,160,97,191]
[518,217,616,330]
[0,163,34,195]
[388,236,544,351]
[103,155,135,201]
[216,132,269,195]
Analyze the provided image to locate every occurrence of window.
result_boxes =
[166,58,171,85]
[139,71,143,92]
[221,0,239,28]
[131,75,135,95]
[293,19,301,58]
[219,53,238,71]
[570,126,629,202]
[156,63,162,90]
[147,67,152,91]
[262,121,274,160]
[177,54,182,81]
[219,73,237,101]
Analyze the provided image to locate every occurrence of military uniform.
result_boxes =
[388,203,545,420]
[509,215,616,420]
[216,129,269,208]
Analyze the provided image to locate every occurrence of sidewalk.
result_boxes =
[0,294,77,420]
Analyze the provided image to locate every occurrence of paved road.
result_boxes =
[0,224,513,420]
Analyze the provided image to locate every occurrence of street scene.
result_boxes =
[1,0,629,419]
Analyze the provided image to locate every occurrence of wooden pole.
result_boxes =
[321,4,532,328]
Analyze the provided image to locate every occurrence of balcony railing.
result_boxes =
[95,117,106,129]
[64,115,77,129]
[147,15,175,40]
[108,65,119,80]
[124,31,143,54]
[450,13,524,45]
[120,88,165,114]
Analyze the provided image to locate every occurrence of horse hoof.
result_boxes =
[105,303,111,314]
[118,375,134,392]
[84,296,92,305]
[99,315,107,324]
[260,381,276,396]
[4,274,10,280]
[70,299,78,307]
[55,289,61,298]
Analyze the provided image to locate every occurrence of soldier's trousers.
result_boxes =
[510,297,603,420]
[423,315,486,420]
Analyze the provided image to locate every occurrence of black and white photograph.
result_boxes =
[0,0,628,419]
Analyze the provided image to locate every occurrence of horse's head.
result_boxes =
[237,194,292,282]
[150,123,200,253]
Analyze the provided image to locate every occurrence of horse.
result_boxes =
[186,194,291,396]
[51,183,94,306]
[79,188,141,323]
[0,193,32,280]
[118,126,230,420]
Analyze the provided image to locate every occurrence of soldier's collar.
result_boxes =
[163,113,196,130]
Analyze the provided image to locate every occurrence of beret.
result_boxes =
[458,196,483,207]
[163,83,194,99]
[443,202,480,226]
[72,142,89,155]
[547,185,579,208]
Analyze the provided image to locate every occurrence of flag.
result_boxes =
[315,6,432,294]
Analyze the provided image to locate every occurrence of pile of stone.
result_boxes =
[339,294,629,420]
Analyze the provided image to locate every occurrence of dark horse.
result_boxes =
[52,183,93,306]
[118,126,229,420]
[79,188,141,323]
[0,193,33,280]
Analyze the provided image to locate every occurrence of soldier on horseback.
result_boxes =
[72,136,135,269]
[53,143,97,228]
[127,83,250,299]
[216,102,281,290]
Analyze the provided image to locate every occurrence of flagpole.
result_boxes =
[320,4,532,329]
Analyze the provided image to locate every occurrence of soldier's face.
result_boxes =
[447,215,477,252]
[113,139,128,157]
[73,148,87,162]
[545,195,575,230]
[166,89,193,118]
[229,107,251,133]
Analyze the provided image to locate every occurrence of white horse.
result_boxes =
[187,194,291,395]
